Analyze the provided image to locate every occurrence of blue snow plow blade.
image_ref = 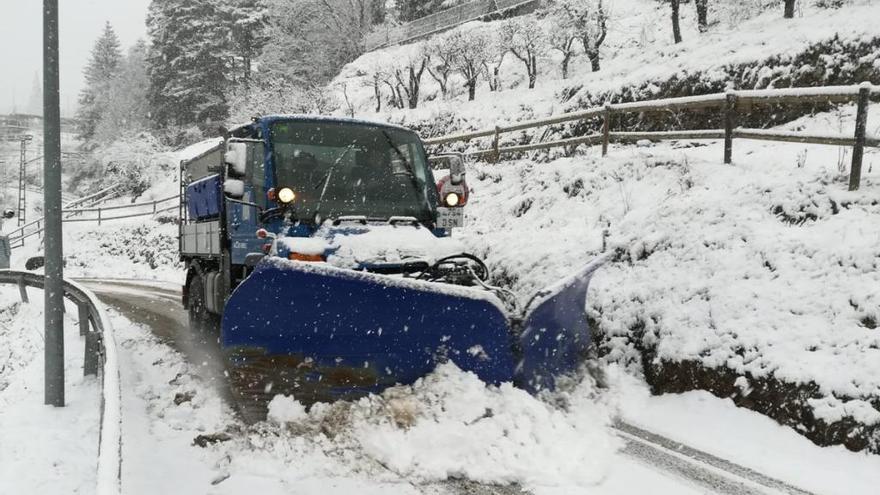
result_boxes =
[222,257,603,402]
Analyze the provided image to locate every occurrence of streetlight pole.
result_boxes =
[43,0,64,407]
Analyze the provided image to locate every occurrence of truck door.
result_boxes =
[225,140,267,265]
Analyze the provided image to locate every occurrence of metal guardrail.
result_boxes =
[7,183,123,249]
[0,270,121,495]
[423,83,880,190]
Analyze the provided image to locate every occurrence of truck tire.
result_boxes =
[188,273,219,334]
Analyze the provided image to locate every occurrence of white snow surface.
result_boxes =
[452,111,880,414]
[0,289,100,494]
[458,119,880,406]
[611,366,880,495]
[298,222,466,267]
[41,305,876,494]
[177,137,223,163]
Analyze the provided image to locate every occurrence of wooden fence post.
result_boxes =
[491,125,500,163]
[849,84,870,191]
[724,92,738,164]
[602,103,612,156]
[97,208,102,225]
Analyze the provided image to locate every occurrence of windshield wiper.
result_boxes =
[381,130,422,192]
[313,142,356,224]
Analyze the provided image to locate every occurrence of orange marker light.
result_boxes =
[288,253,324,262]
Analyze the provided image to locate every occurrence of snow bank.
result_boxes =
[54,222,184,283]
[453,104,880,439]
[348,364,618,486]
[0,289,101,494]
[231,363,618,491]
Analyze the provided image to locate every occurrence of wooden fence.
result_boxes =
[422,84,880,190]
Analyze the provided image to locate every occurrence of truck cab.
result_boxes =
[179,115,468,328]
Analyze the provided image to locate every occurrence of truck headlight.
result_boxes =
[443,192,460,207]
[277,187,296,204]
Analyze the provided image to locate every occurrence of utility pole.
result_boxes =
[18,137,28,226]
[44,0,64,407]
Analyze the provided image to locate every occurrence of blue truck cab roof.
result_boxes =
[230,115,418,140]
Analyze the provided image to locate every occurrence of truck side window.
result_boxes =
[249,144,267,208]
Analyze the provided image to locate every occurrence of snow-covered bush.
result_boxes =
[69,133,176,200]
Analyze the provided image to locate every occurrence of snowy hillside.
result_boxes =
[451,101,880,448]
[332,0,880,135]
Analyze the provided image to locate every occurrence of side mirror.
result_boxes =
[224,179,245,198]
[225,142,247,176]
[446,155,465,185]
[26,256,44,270]
[428,153,466,185]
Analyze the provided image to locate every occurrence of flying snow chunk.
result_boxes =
[267,395,308,424]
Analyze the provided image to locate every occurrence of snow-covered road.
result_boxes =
[73,278,869,495]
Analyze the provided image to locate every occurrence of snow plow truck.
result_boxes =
[179,115,602,406]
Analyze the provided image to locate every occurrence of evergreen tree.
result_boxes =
[146,0,231,129]
[94,40,151,141]
[76,22,122,141]
[219,0,269,89]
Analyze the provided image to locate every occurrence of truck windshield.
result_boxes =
[270,121,435,222]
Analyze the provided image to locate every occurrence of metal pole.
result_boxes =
[18,138,27,226]
[849,84,870,191]
[43,0,65,407]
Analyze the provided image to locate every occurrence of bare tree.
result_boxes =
[483,32,507,92]
[546,9,578,79]
[499,17,545,89]
[372,66,402,108]
[446,28,492,101]
[361,66,384,112]
[559,0,608,72]
[784,0,796,18]
[695,0,709,32]
[393,54,428,109]
[422,38,455,98]
[670,0,683,43]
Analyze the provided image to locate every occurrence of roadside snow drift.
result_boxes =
[250,363,619,490]
[0,289,100,494]
[453,116,880,449]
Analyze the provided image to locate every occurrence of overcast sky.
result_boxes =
[0,0,151,117]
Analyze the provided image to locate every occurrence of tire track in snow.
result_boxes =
[615,421,816,495]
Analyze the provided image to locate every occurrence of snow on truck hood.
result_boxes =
[276,223,465,269]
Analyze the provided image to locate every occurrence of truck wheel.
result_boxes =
[187,273,218,334]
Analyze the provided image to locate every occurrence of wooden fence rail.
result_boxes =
[423,83,879,190]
